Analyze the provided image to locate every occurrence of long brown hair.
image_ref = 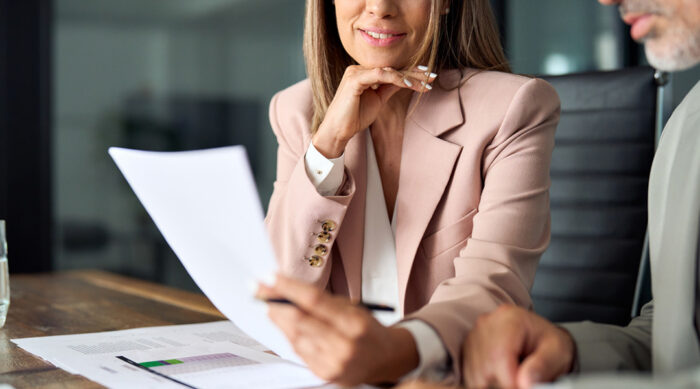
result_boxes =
[303,0,510,133]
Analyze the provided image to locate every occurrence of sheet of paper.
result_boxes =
[13,321,268,367]
[13,321,322,389]
[108,146,298,363]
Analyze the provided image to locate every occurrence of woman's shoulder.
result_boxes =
[448,69,560,127]
[269,79,314,139]
[271,78,314,118]
[457,69,559,107]
[436,69,560,144]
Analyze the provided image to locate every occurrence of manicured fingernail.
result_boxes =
[421,81,433,90]
[383,67,393,71]
[403,78,414,87]
[417,65,429,71]
[427,72,438,79]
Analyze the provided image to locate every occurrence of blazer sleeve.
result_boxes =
[560,300,653,373]
[265,88,356,287]
[405,78,560,383]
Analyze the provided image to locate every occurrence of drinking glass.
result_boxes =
[0,220,9,328]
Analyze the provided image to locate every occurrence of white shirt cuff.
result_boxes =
[397,320,450,382]
[304,142,345,196]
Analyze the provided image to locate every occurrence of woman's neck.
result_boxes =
[372,88,413,135]
[369,89,411,220]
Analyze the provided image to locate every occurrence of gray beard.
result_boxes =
[645,29,700,72]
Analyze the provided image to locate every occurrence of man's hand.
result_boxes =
[257,275,419,386]
[463,305,576,389]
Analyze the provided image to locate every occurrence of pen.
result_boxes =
[262,298,395,312]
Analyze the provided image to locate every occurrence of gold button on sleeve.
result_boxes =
[314,244,328,256]
[305,256,324,267]
[321,220,337,232]
[316,231,331,243]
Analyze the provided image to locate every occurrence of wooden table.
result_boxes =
[0,270,226,388]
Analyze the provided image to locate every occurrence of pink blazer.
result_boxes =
[265,69,560,378]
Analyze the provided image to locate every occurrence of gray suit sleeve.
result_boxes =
[559,301,653,373]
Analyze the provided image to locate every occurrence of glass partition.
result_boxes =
[53,0,306,289]
[506,0,627,75]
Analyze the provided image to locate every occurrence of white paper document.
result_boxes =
[12,147,381,388]
[13,321,322,389]
[107,146,298,363]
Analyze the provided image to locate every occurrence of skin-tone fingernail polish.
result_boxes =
[417,65,429,71]
[421,81,432,90]
[404,78,414,87]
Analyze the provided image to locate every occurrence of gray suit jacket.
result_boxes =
[561,80,700,374]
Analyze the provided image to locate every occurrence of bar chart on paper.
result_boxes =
[13,321,324,389]
[132,351,322,389]
[139,353,258,374]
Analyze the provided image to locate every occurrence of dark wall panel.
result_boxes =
[0,0,53,273]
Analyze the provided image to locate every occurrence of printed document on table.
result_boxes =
[13,321,322,389]
[108,146,298,363]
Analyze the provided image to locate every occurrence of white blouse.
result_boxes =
[304,133,448,380]
[362,135,401,325]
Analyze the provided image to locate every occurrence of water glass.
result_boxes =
[0,220,8,328]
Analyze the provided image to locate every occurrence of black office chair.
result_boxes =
[532,67,664,325]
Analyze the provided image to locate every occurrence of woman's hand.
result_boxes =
[258,275,419,386]
[312,66,436,158]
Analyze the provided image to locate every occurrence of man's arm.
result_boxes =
[561,300,653,373]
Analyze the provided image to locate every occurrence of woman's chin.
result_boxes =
[356,59,408,70]
[348,50,407,69]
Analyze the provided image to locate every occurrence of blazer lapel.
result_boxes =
[335,129,367,301]
[395,72,465,309]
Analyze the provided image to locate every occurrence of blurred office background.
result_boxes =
[0,0,698,291]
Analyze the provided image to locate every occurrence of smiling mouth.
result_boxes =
[359,29,407,47]
[362,30,403,39]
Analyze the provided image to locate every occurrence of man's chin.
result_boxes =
[645,42,700,72]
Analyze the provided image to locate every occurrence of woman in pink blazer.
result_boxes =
[259,0,560,386]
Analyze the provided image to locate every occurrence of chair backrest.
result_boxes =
[534,67,657,325]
